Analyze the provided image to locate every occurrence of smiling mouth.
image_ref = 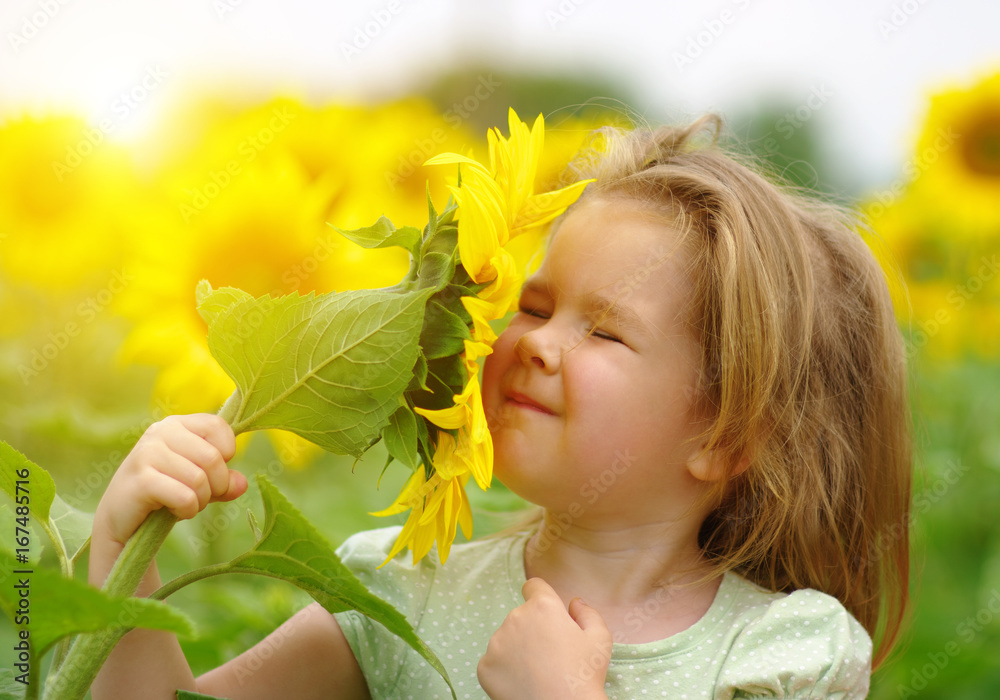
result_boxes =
[506,392,555,415]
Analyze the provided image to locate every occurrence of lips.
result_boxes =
[505,390,555,415]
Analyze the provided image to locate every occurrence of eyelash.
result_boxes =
[517,306,623,344]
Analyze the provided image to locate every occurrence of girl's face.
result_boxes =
[482,196,709,523]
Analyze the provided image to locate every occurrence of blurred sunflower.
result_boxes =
[864,70,1000,360]
[911,71,1000,233]
[114,97,482,464]
[0,114,150,353]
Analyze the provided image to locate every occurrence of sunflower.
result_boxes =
[864,70,1000,360]
[911,71,1000,233]
[373,109,593,565]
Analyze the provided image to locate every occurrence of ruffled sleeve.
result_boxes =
[714,588,872,699]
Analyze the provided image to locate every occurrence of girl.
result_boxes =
[89,114,911,699]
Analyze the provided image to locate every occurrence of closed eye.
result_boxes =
[590,328,623,343]
[518,305,549,319]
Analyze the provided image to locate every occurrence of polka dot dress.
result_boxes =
[332,527,871,699]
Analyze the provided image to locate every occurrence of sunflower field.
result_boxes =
[1,69,999,697]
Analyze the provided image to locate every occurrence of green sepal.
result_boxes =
[413,355,465,412]
[0,669,25,700]
[420,301,472,360]
[406,353,429,393]
[417,251,457,292]
[383,404,420,470]
[333,216,422,256]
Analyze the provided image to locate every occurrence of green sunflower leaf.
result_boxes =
[0,548,194,658]
[226,476,456,698]
[0,442,55,525]
[199,285,433,458]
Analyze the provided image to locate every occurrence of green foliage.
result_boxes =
[198,283,434,458]
[0,669,24,700]
[0,208,485,699]
[161,475,453,691]
[333,216,423,255]
[0,547,194,657]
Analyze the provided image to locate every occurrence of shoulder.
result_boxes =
[335,526,529,611]
[716,576,872,699]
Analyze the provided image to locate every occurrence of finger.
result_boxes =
[521,577,559,603]
[568,597,610,634]
[173,413,237,462]
[143,469,204,521]
[149,448,213,512]
[212,469,249,503]
[152,424,231,498]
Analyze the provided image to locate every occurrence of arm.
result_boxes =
[88,414,370,700]
[477,578,612,700]
[197,602,370,700]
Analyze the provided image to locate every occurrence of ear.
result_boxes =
[686,444,750,482]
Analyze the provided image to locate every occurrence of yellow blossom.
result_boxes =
[371,465,473,566]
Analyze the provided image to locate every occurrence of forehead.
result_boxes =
[540,198,685,286]
[529,197,692,333]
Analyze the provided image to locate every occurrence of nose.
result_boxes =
[514,325,563,373]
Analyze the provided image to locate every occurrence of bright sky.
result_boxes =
[2,0,998,191]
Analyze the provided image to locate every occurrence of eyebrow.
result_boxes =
[520,279,653,338]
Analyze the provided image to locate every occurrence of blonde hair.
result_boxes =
[566,114,912,669]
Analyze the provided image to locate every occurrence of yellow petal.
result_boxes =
[377,506,422,568]
[423,152,487,170]
[510,179,593,238]
[370,466,427,517]
[415,399,467,430]
[478,248,522,316]
[456,183,504,282]
[461,296,499,345]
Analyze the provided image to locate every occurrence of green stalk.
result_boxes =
[150,561,233,601]
[42,508,178,700]
[44,399,241,699]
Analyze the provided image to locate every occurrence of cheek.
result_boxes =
[482,327,518,404]
[563,355,692,460]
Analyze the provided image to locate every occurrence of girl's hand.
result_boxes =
[93,414,246,552]
[478,577,613,700]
